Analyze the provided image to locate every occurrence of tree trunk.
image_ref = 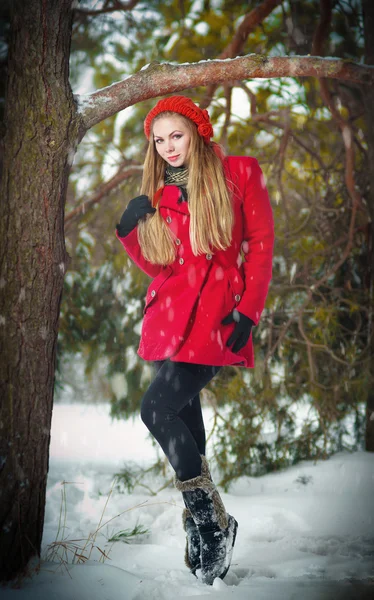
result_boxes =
[0,0,79,580]
[362,0,374,452]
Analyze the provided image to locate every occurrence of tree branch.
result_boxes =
[311,0,332,56]
[309,0,365,293]
[224,0,283,59]
[219,85,232,148]
[200,0,284,108]
[75,55,374,133]
[65,164,142,230]
[236,81,257,116]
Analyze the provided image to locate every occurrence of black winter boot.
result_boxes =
[182,508,201,575]
[175,456,238,585]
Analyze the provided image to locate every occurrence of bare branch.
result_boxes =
[201,0,284,108]
[298,312,316,382]
[225,0,283,59]
[236,82,257,116]
[219,85,232,148]
[65,164,142,230]
[75,55,374,134]
[276,111,291,225]
[308,0,365,292]
[312,0,332,56]
[265,0,371,394]
[291,132,327,171]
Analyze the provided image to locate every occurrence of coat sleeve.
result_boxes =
[116,227,164,278]
[236,157,274,325]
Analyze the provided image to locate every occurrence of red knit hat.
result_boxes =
[144,96,214,144]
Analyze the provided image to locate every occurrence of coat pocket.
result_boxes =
[143,266,173,315]
[226,266,245,307]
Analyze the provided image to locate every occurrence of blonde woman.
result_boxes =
[116,95,274,585]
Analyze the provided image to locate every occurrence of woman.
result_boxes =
[116,95,274,585]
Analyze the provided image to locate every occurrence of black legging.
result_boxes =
[140,360,221,481]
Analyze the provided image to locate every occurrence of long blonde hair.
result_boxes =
[137,112,234,265]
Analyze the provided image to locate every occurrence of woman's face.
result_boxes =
[152,115,192,167]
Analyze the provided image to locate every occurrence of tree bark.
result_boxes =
[0,0,79,580]
[362,0,374,452]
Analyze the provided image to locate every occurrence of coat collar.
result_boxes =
[158,185,190,215]
[158,159,240,215]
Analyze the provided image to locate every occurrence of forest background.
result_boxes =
[1,0,374,583]
[55,0,373,485]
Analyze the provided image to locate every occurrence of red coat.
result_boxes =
[116,156,274,368]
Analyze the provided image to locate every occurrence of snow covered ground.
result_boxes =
[1,402,374,599]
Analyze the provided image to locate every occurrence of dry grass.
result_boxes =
[43,477,175,577]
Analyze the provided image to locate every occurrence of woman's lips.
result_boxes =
[167,155,180,162]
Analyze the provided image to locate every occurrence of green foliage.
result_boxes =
[57,0,371,486]
[57,229,154,415]
[114,458,171,495]
[107,523,149,544]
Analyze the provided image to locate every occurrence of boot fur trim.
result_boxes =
[182,508,198,572]
[182,507,192,531]
[175,456,228,530]
[184,538,192,570]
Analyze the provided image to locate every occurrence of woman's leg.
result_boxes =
[153,361,206,455]
[141,360,220,481]
[152,360,207,574]
[147,360,237,584]
[179,396,206,456]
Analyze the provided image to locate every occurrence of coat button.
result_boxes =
[175,238,181,245]
[166,216,172,223]
[151,290,156,297]
[179,258,184,265]
[235,294,241,302]
[206,253,212,260]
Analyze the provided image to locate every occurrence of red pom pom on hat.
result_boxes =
[144,96,214,144]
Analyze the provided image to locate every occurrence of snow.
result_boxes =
[75,92,112,116]
[1,402,373,599]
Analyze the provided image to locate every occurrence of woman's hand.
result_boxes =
[221,309,254,352]
[116,195,156,237]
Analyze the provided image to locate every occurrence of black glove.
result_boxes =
[221,309,254,352]
[116,195,156,237]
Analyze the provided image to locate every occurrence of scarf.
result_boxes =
[164,165,188,202]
